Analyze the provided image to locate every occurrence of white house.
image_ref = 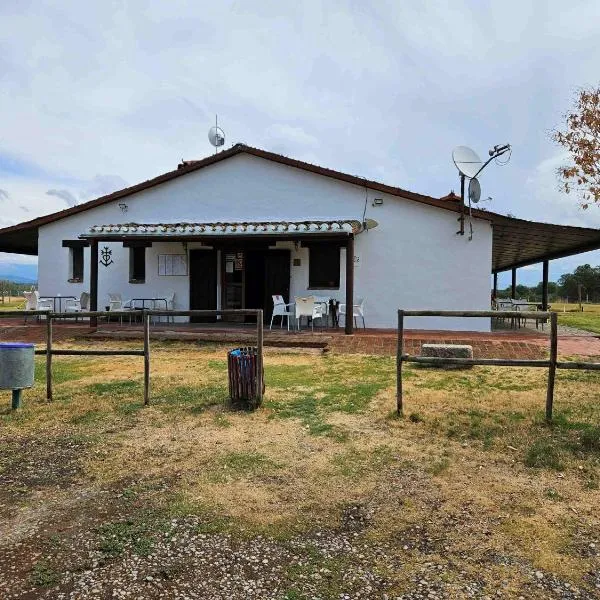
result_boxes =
[1,144,600,332]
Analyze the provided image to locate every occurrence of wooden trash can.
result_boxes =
[227,347,264,409]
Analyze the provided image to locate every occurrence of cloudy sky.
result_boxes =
[1,0,600,284]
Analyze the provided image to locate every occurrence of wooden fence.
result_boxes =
[396,309,600,421]
[0,309,263,407]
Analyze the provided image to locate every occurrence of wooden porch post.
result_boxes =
[511,268,517,299]
[542,260,549,311]
[493,272,497,298]
[90,240,98,328]
[345,235,354,335]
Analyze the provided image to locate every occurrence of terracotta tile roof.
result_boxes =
[82,220,364,237]
[439,190,461,202]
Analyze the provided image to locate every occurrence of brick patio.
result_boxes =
[0,318,599,359]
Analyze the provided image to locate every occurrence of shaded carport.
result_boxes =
[487,212,600,308]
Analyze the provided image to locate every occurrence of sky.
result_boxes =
[1,0,600,285]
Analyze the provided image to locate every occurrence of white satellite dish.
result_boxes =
[468,177,481,204]
[208,126,225,148]
[452,146,483,179]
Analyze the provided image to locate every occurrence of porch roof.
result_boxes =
[79,219,366,242]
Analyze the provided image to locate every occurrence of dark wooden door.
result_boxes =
[189,249,217,322]
[264,250,290,322]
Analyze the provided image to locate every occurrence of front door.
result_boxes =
[221,251,245,321]
[264,250,291,323]
[189,249,217,322]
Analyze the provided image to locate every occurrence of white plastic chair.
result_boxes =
[159,291,176,323]
[65,291,90,320]
[295,296,324,331]
[23,291,52,322]
[270,295,294,331]
[339,298,366,329]
[312,295,330,325]
[107,293,132,324]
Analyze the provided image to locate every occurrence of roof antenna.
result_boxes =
[208,115,225,154]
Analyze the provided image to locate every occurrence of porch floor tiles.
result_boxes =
[0,319,599,359]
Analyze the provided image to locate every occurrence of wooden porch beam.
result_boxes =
[511,268,517,299]
[542,260,549,311]
[345,235,354,335]
[90,240,98,328]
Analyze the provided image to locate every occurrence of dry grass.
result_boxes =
[1,340,599,595]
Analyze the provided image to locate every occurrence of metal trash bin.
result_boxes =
[227,346,264,409]
[0,343,35,409]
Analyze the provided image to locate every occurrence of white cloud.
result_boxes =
[46,188,78,207]
[0,0,599,279]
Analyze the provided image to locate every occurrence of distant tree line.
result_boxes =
[0,280,36,296]
[497,264,600,303]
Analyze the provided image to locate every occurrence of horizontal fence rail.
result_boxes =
[396,308,600,422]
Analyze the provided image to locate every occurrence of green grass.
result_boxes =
[86,380,141,396]
[96,515,166,557]
[265,359,391,439]
[35,358,90,385]
[208,451,283,483]
[554,302,600,334]
[331,445,394,479]
[154,383,227,413]
[30,560,60,587]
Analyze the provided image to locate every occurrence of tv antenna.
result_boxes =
[208,115,225,154]
[452,143,511,238]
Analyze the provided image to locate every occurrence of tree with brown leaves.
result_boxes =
[553,86,600,209]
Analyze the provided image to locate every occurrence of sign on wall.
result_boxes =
[158,254,188,276]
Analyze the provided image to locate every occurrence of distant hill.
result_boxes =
[0,274,37,284]
[0,262,38,284]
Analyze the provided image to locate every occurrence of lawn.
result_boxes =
[0,341,599,598]
[554,302,600,334]
[0,298,26,311]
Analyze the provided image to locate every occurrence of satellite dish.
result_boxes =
[208,126,225,148]
[452,146,482,179]
[468,178,481,204]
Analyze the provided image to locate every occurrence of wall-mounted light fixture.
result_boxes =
[372,198,384,207]
[118,202,128,213]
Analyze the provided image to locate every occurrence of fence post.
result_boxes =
[396,309,404,415]
[46,315,53,401]
[546,311,558,422]
[143,312,150,405]
[256,309,264,405]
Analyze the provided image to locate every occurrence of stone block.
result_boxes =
[419,343,473,369]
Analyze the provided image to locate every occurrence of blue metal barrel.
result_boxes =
[0,343,35,390]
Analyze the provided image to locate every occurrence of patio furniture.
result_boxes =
[107,293,132,324]
[338,298,366,329]
[295,296,324,331]
[270,295,294,331]
[312,295,331,326]
[23,291,52,322]
[165,291,176,323]
[39,295,77,312]
[131,298,168,324]
[64,291,90,321]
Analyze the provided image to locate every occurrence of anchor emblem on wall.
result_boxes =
[100,246,114,267]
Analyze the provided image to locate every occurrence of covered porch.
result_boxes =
[79,220,365,334]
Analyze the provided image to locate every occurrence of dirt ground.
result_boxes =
[0,340,599,599]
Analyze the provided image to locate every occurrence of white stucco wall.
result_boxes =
[37,153,493,330]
